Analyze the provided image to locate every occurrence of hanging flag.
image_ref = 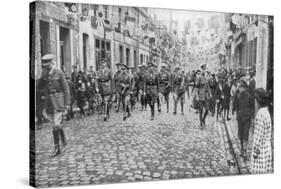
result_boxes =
[91,16,97,29]
[96,9,105,28]
[65,3,77,13]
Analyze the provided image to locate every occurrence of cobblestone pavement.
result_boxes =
[34,96,233,187]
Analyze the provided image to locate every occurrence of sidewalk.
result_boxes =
[221,114,254,174]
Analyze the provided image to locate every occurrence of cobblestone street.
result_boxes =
[33,96,237,187]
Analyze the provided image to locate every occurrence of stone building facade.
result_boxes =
[31,2,156,78]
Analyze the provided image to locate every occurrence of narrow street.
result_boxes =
[34,95,246,187]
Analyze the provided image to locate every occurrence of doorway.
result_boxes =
[59,27,70,72]
[39,20,50,56]
[82,33,89,72]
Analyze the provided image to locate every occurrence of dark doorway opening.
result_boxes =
[39,20,50,56]
[59,27,70,72]
[82,33,89,72]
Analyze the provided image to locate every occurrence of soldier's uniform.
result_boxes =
[76,74,87,116]
[208,74,217,116]
[41,54,70,158]
[129,66,138,110]
[86,74,98,115]
[144,63,159,120]
[119,64,133,120]
[97,58,113,121]
[158,64,171,113]
[65,73,75,120]
[172,66,185,115]
[195,63,212,130]
[137,65,147,110]
[113,63,122,112]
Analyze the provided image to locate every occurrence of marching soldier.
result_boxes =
[40,54,70,158]
[194,63,212,130]
[113,63,122,112]
[208,73,218,116]
[65,73,75,120]
[129,66,138,110]
[158,64,171,113]
[76,74,87,117]
[86,73,99,115]
[172,66,185,115]
[137,64,147,111]
[119,64,133,120]
[97,58,113,121]
[144,62,159,120]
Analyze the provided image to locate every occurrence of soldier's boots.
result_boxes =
[181,102,184,115]
[150,104,155,120]
[59,128,67,147]
[166,101,169,113]
[173,101,177,115]
[51,128,61,158]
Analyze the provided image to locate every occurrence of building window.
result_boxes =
[140,54,143,65]
[95,38,111,69]
[126,48,130,67]
[119,45,123,64]
[134,50,137,68]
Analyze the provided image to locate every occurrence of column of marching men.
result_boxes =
[36,54,273,174]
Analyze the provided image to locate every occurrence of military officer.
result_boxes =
[158,64,171,113]
[137,64,147,111]
[144,62,159,120]
[97,58,113,121]
[129,66,138,110]
[194,63,212,130]
[172,65,185,115]
[41,54,70,158]
[208,73,218,116]
[113,62,122,112]
[119,64,133,120]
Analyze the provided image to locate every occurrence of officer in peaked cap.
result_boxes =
[158,63,171,113]
[118,63,133,120]
[137,64,147,110]
[195,61,212,130]
[40,54,70,158]
[172,64,185,115]
[97,57,113,121]
[129,65,138,110]
[113,62,122,112]
[145,61,159,120]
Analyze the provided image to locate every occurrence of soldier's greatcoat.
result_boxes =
[98,67,113,97]
[44,67,70,114]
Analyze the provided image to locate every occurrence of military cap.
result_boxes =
[101,58,108,63]
[138,64,145,68]
[120,63,128,69]
[115,62,121,66]
[200,63,207,69]
[239,79,248,88]
[161,64,167,68]
[147,62,157,68]
[41,54,54,65]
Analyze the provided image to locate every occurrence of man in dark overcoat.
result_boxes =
[41,54,70,158]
